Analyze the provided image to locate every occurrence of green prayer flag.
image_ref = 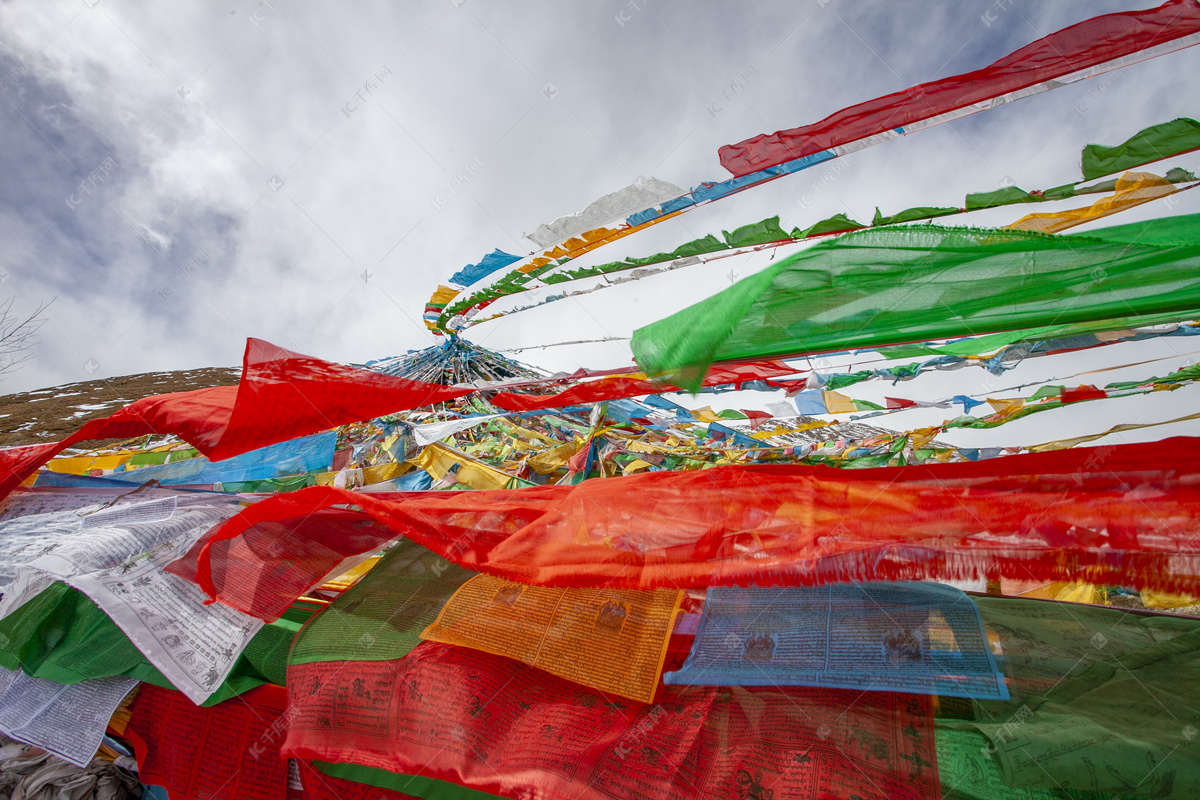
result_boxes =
[631,216,1200,391]
[722,215,789,248]
[314,761,503,800]
[964,596,1200,798]
[935,728,1108,800]
[1106,362,1200,391]
[1071,212,1200,247]
[1081,118,1200,181]
[965,186,1042,210]
[1167,166,1198,183]
[1039,183,1079,201]
[872,206,961,226]
[671,233,726,258]
[288,538,474,666]
[793,212,865,238]
[1029,385,1065,400]
[876,321,1133,360]
[824,370,874,390]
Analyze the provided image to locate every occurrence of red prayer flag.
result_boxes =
[742,409,773,431]
[126,683,290,800]
[127,683,429,800]
[490,360,799,412]
[1061,384,1108,404]
[171,436,1200,621]
[284,642,940,800]
[719,1,1200,177]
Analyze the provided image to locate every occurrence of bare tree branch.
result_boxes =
[0,297,52,379]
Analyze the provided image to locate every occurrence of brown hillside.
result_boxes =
[0,368,240,448]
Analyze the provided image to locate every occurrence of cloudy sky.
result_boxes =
[1,0,1199,446]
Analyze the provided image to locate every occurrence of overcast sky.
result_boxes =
[2,0,1199,447]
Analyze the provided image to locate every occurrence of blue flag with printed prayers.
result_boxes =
[449,249,522,288]
[793,391,826,416]
[664,582,1009,701]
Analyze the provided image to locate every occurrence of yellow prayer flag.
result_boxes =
[429,285,459,305]
[622,458,654,474]
[821,390,857,415]
[319,556,381,592]
[421,574,682,703]
[909,427,941,450]
[1006,172,1178,234]
[46,454,135,474]
[527,439,587,474]
[412,442,516,491]
[362,462,407,485]
[985,397,1025,416]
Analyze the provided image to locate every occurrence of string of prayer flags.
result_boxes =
[178,435,1200,611]
[1081,116,1200,180]
[718,1,1200,177]
[632,215,1200,391]
[476,162,1197,331]
[1006,171,1188,234]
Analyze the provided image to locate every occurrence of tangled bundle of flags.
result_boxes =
[3,3,1200,798]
